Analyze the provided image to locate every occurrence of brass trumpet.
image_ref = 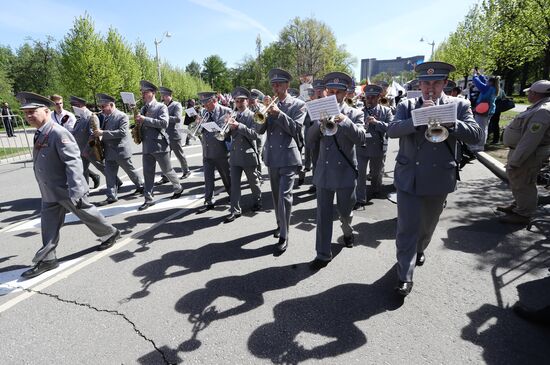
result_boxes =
[319,111,339,136]
[189,110,209,139]
[423,91,449,143]
[254,96,278,124]
[345,96,357,107]
[215,110,237,141]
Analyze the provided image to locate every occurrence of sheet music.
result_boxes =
[185,107,197,117]
[306,95,340,120]
[201,122,221,133]
[406,91,422,99]
[120,92,136,105]
[72,106,86,119]
[411,103,457,126]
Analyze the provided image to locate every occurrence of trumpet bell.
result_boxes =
[254,112,267,124]
[424,122,449,143]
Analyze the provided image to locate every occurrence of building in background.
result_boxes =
[360,55,425,81]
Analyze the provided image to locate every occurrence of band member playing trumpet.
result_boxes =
[136,80,183,211]
[256,68,306,254]
[224,87,262,223]
[303,79,327,193]
[249,89,266,180]
[306,72,367,270]
[387,62,482,296]
[355,84,393,208]
[196,91,232,212]
[92,93,144,206]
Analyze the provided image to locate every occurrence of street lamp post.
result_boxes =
[154,31,172,86]
[419,37,435,60]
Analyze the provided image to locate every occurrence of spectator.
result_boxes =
[488,77,506,144]
[1,102,15,137]
[469,70,498,152]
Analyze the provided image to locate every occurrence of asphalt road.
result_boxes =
[0,138,548,364]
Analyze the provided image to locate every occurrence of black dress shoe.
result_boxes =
[273,226,280,238]
[224,213,241,223]
[94,198,117,207]
[197,202,215,213]
[353,202,365,210]
[251,202,262,212]
[155,176,169,186]
[181,170,192,179]
[133,187,144,195]
[116,179,124,189]
[309,258,330,271]
[90,173,101,189]
[275,237,288,253]
[171,188,184,200]
[97,229,121,251]
[395,281,413,297]
[138,201,155,211]
[343,234,354,248]
[308,185,317,194]
[416,252,426,266]
[21,259,59,279]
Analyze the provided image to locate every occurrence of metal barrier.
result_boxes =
[0,114,33,166]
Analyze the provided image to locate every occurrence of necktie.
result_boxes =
[33,130,41,144]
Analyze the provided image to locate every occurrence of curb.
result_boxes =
[476,151,508,182]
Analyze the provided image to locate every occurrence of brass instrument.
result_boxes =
[254,96,278,124]
[345,96,357,107]
[215,110,237,141]
[89,113,105,161]
[189,109,209,139]
[130,106,142,144]
[319,111,339,136]
[424,91,449,143]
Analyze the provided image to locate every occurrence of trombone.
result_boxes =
[254,96,278,124]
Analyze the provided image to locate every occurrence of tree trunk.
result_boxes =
[543,41,550,80]
[520,63,529,96]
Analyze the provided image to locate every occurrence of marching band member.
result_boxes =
[136,80,183,211]
[93,93,144,206]
[387,62,482,296]
[307,72,366,270]
[196,91,232,212]
[224,87,262,223]
[303,79,327,193]
[257,68,306,254]
[250,89,266,180]
[355,84,393,208]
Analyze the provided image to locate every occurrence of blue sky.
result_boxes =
[1,0,479,81]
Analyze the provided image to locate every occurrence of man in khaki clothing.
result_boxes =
[499,80,550,224]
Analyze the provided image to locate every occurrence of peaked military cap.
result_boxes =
[524,80,550,94]
[415,61,455,81]
[268,68,292,83]
[250,89,265,101]
[96,93,116,104]
[323,71,353,91]
[312,80,325,90]
[363,84,383,96]
[197,91,217,104]
[69,96,87,106]
[16,92,54,110]
[288,88,299,97]
[159,86,173,96]
[443,80,457,93]
[232,86,250,99]
[406,79,420,90]
[140,80,158,92]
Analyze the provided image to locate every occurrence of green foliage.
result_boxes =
[106,28,141,96]
[201,55,231,92]
[185,61,202,78]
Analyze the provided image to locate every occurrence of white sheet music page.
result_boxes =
[411,103,457,126]
[306,95,340,120]
[185,107,198,117]
[120,92,136,105]
[201,122,221,132]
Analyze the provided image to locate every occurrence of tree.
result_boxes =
[201,55,230,91]
[105,28,141,95]
[185,60,201,78]
[134,40,157,83]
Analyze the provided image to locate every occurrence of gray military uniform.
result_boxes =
[229,108,261,214]
[257,95,306,240]
[200,104,232,203]
[166,100,189,174]
[140,99,181,201]
[32,121,116,263]
[307,104,366,261]
[357,104,393,203]
[71,110,108,185]
[102,108,143,200]
[387,94,482,282]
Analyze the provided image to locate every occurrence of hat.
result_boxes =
[159,86,173,96]
[307,87,315,97]
[16,92,54,110]
[232,86,250,99]
[323,71,353,91]
[347,78,357,93]
[288,88,299,97]
[250,89,265,101]
[140,80,158,92]
[96,93,116,105]
[197,91,216,104]
[312,80,325,90]
[363,84,383,96]
[69,96,87,106]
[415,61,455,81]
[268,68,292,83]
[443,80,457,93]
[523,80,550,94]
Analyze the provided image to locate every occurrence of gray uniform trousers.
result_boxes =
[35,196,116,263]
[105,157,143,200]
[143,152,181,201]
[315,186,355,261]
[357,154,385,202]
[204,157,231,203]
[395,189,446,282]
[268,166,298,240]
[170,139,189,173]
[82,156,104,182]
[230,166,261,214]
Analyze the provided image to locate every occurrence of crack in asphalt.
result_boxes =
[9,285,175,365]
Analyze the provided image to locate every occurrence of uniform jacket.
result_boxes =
[166,100,183,141]
[102,108,134,161]
[387,94,482,196]
[140,99,170,154]
[257,95,306,168]
[358,104,393,157]
[200,103,232,160]
[71,111,94,159]
[307,113,366,190]
[503,96,550,167]
[33,121,88,203]
[229,108,259,167]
